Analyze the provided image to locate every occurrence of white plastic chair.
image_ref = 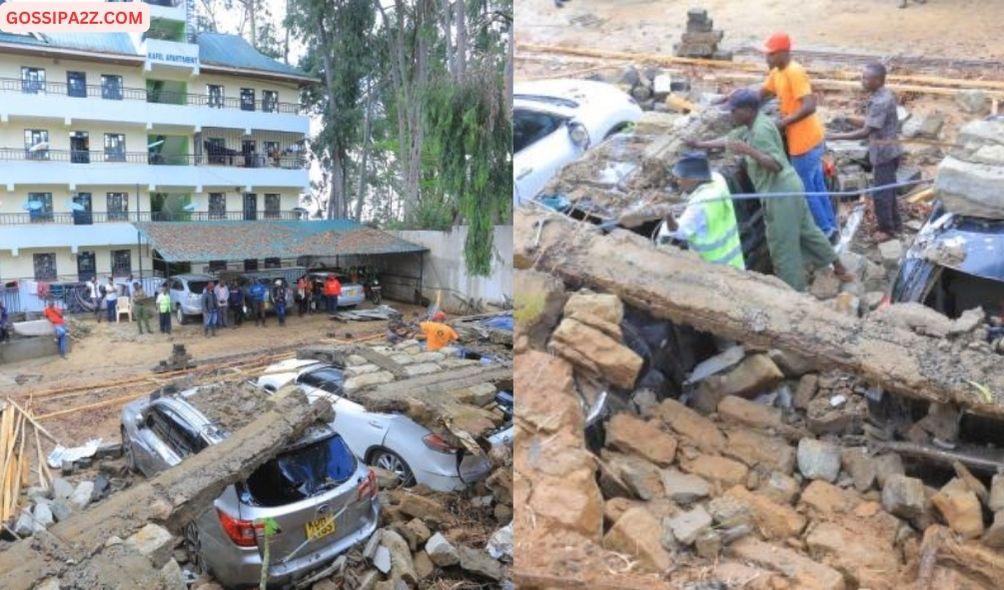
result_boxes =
[116,296,133,323]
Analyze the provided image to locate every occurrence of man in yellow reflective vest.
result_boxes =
[659,152,745,270]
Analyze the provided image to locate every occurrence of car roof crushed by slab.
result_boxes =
[181,381,277,433]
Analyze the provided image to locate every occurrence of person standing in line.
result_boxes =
[828,62,904,241]
[104,277,119,323]
[249,279,267,327]
[132,281,154,334]
[43,300,69,358]
[323,274,341,315]
[272,279,288,327]
[215,281,230,328]
[201,281,218,337]
[156,284,172,334]
[0,301,10,343]
[229,281,244,328]
[296,275,311,317]
[88,276,103,323]
[757,32,839,241]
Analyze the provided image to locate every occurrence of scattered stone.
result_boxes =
[667,505,713,545]
[874,454,905,488]
[549,317,643,390]
[982,510,1004,548]
[52,477,74,500]
[723,428,795,474]
[603,506,672,572]
[956,89,989,114]
[797,438,841,482]
[69,481,95,510]
[793,374,819,410]
[680,453,750,492]
[49,499,72,522]
[805,521,900,589]
[717,395,784,431]
[722,485,807,540]
[693,354,784,412]
[661,469,711,504]
[952,460,989,505]
[931,478,984,539]
[606,413,678,467]
[841,448,877,492]
[425,532,460,567]
[729,537,845,590]
[810,271,842,300]
[126,524,176,568]
[602,451,663,500]
[881,474,927,520]
[877,239,903,268]
[456,545,504,581]
[758,471,800,505]
[14,510,43,536]
[381,529,418,586]
[695,530,722,558]
[395,492,449,525]
[91,474,110,502]
[767,349,816,378]
[413,550,434,579]
[652,398,726,453]
[902,112,944,139]
[32,502,53,528]
[372,546,391,574]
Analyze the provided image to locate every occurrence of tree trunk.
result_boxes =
[442,0,453,78]
[354,80,374,221]
[455,0,467,81]
[505,10,513,106]
[515,209,1004,419]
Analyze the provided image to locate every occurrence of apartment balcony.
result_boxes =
[0,78,307,134]
[0,148,309,190]
[0,210,305,226]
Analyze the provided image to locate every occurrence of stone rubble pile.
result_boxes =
[674,8,731,60]
[514,270,1004,588]
[935,118,1004,219]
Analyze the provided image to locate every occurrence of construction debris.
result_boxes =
[0,390,331,589]
[674,9,730,60]
[331,304,400,322]
[153,344,195,373]
[935,119,1004,218]
[1,399,57,528]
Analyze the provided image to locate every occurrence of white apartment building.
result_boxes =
[0,0,314,286]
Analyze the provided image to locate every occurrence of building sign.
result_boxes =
[147,51,199,66]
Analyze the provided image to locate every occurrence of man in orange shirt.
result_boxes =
[323,274,342,315]
[420,311,459,352]
[759,32,838,242]
[43,301,69,358]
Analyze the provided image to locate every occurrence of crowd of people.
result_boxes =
[668,31,902,292]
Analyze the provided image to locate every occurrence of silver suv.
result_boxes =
[120,386,379,588]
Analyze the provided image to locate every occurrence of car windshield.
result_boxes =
[515,94,579,109]
[514,108,565,153]
[242,434,356,507]
[187,281,209,293]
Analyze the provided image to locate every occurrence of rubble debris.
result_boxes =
[515,209,1004,418]
[675,8,730,60]
[0,390,330,590]
[797,438,842,483]
[153,344,195,373]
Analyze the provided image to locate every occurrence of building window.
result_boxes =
[107,192,129,221]
[21,66,45,94]
[77,251,96,282]
[111,249,132,275]
[104,133,126,162]
[208,193,226,219]
[262,90,278,113]
[72,192,93,225]
[240,88,255,111]
[206,137,227,164]
[264,257,281,269]
[70,131,90,163]
[243,259,258,272]
[264,194,281,219]
[67,71,86,97]
[33,253,57,280]
[264,140,281,167]
[24,129,49,160]
[243,193,257,220]
[101,75,123,100]
[28,192,53,222]
[208,260,227,272]
[207,84,224,108]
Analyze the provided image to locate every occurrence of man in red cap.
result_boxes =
[758,32,838,243]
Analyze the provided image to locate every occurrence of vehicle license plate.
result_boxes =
[305,515,336,540]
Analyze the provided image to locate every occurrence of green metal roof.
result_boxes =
[133,219,426,262]
[196,33,310,79]
[0,31,310,80]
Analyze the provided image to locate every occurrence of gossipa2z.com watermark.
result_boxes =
[0,1,150,33]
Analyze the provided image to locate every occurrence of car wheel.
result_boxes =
[371,449,415,487]
[175,305,187,325]
[183,522,208,576]
[121,427,137,472]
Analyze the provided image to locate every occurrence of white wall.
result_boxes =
[391,225,512,312]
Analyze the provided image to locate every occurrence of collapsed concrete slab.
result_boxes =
[0,390,332,590]
[515,209,1004,418]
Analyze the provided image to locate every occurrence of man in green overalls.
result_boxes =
[659,152,745,270]
[687,89,852,291]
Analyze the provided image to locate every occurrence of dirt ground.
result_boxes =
[516,0,1004,64]
[1,302,427,446]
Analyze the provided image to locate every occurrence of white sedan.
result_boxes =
[257,359,493,492]
[514,78,642,205]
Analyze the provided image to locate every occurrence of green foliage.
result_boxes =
[424,68,512,275]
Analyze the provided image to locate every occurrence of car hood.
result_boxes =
[515,78,635,117]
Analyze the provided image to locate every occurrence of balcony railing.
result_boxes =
[0,77,301,114]
[0,210,304,225]
[0,147,306,169]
